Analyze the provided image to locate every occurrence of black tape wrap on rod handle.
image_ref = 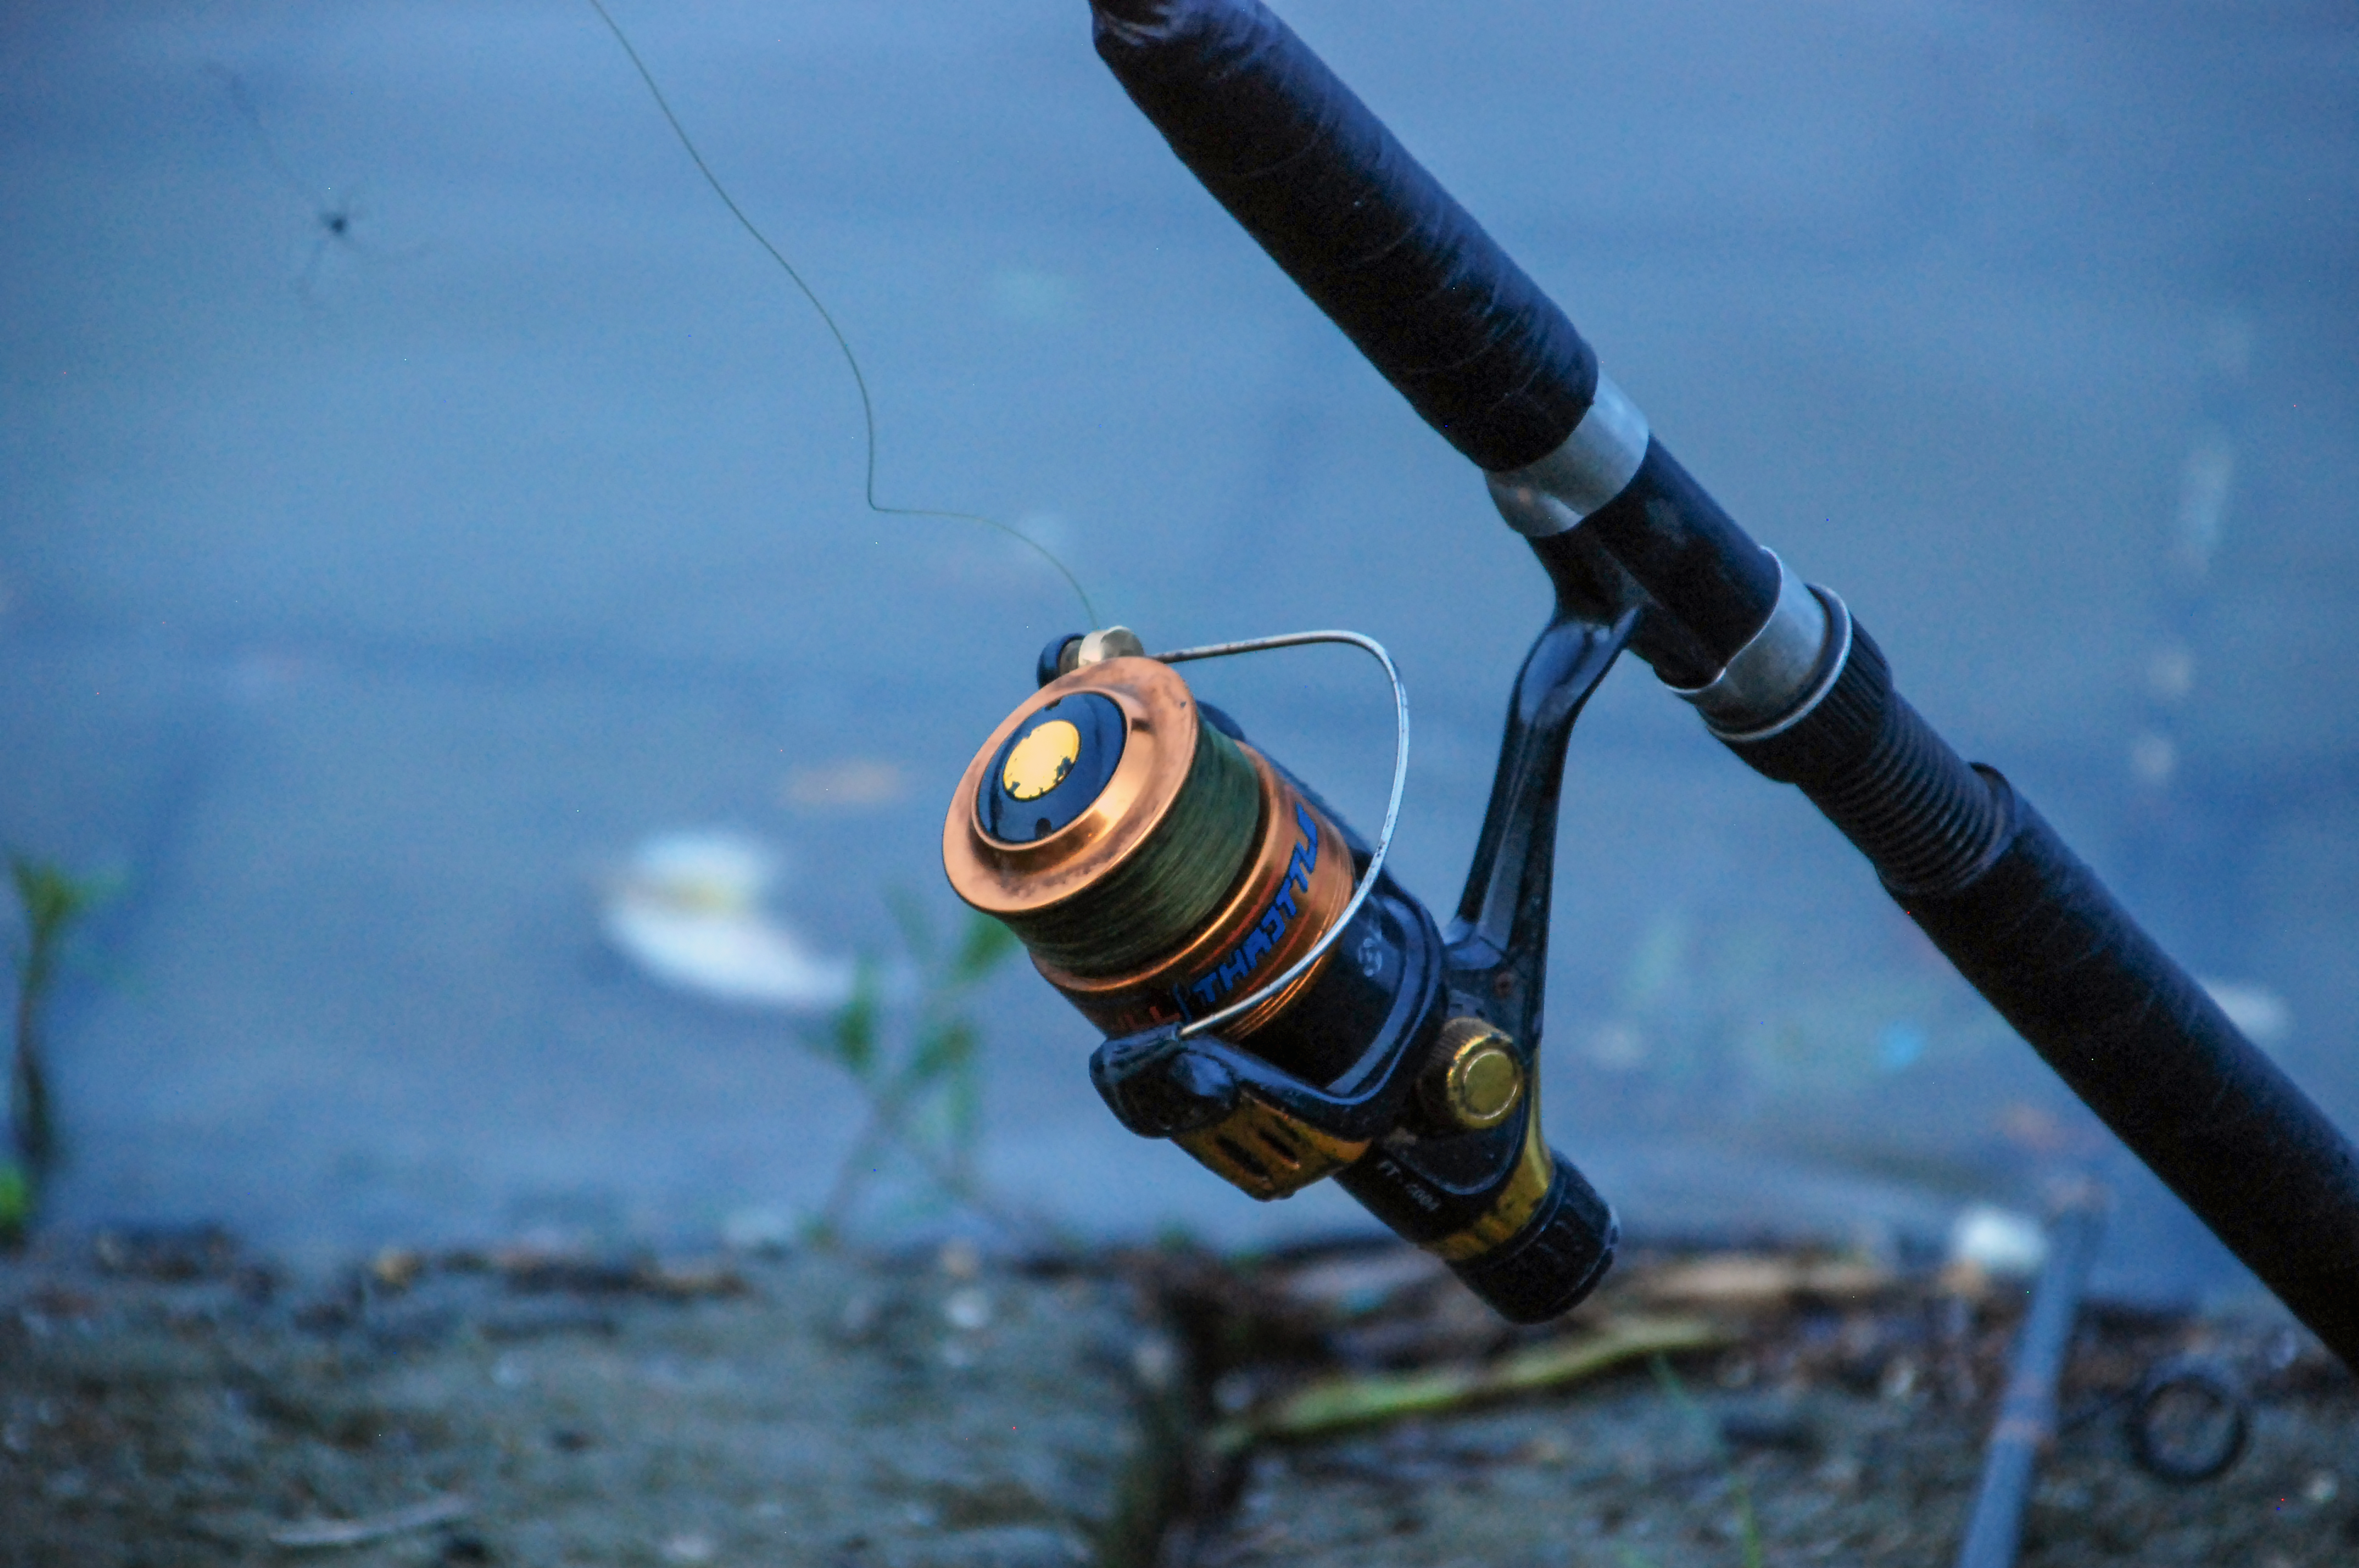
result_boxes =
[1725,623,2359,1362]
[1091,0,1594,473]
[1091,0,1781,668]
[1908,794,2359,1359]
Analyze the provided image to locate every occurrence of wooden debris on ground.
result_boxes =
[361,1245,750,1302]
[1211,1314,1730,1452]
[265,1493,472,1550]
[1633,1251,1895,1310]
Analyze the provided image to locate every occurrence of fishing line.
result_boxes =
[583,0,1100,624]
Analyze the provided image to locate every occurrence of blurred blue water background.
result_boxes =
[3,0,2354,1303]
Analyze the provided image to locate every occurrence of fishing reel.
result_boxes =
[943,610,1635,1323]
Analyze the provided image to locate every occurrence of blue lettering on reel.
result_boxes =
[1176,801,1324,1018]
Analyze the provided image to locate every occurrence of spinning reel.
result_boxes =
[944,612,1634,1324]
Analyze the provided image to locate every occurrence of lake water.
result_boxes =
[4,0,2354,1307]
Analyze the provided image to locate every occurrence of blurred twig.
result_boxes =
[1211,1316,1728,1455]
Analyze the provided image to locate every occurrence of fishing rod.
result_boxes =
[946,0,2358,1361]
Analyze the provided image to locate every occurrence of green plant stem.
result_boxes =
[812,1025,1021,1242]
[812,1074,920,1243]
[813,1000,956,1237]
[10,966,52,1177]
[8,857,99,1185]
[802,905,1019,1244]
[1650,1353,1765,1568]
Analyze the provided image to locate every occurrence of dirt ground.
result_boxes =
[0,1230,1173,1568]
[1149,1242,2357,1568]
[1,1228,2352,1567]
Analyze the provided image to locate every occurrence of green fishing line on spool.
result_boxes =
[1005,719,1262,978]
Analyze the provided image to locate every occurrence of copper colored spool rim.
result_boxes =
[941,656,1200,918]
[1034,750,1354,1040]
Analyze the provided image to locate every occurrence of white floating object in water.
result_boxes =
[1948,1204,2048,1280]
[601,829,855,1011]
[2199,977,2292,1049]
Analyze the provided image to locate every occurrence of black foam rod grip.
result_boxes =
[1905,789,2359,1364]
[1092,0,1597,474]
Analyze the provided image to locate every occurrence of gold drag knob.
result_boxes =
[1420,1017,1524,1131]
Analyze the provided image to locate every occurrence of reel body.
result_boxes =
[943,612,1633,1323]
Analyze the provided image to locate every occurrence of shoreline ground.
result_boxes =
[2,1227,2350,1567]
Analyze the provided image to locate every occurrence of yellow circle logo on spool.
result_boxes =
[1002,719,1083,802]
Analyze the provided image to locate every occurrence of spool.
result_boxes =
[943,657,1354,1042]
